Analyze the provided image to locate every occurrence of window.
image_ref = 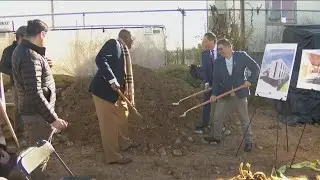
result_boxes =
[265,0,296,24]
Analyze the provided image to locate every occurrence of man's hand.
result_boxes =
[111,82,120,91]
[205,83,210,90]
[204,83,211,95]
[244,81,251,88]
[50,118,68,131]
[210,95,217,103]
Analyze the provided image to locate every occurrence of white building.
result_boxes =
[210,0,320,52]
[268,58,289,80]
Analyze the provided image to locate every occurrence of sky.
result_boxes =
[0,1,209,50]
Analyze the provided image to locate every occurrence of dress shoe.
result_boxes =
[244,143,252,152]
[203,137,221,144]
[109,157,132,165]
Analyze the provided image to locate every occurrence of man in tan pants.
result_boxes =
[89,29,138,165]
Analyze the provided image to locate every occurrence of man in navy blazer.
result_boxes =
[204,38,260,152]
[194,32,219,134]
[89,29,139,165]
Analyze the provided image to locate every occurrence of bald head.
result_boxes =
[118,29,134,49]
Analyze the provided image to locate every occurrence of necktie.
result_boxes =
[210,50,214,64]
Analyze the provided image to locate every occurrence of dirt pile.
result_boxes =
[58,65,202,151]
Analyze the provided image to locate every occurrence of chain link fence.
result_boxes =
[1,7,320,71]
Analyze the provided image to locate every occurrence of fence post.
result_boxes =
[179,8,186,65]
[240,0,245,50]
[51,0,55,28]
[82,12,86,27]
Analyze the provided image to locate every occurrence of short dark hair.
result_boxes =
[204,32,217,42]
[118,29,131,39]
[217,38,232,47]
[26,19,48,37]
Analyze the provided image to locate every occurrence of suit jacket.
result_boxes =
[89,39,125,103]
[202,49,220,86]
[212,51,260,98]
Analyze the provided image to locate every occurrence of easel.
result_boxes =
[235,94,289,169]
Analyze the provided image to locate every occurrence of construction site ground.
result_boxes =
[3,65,320,180]
[45,110,320,180]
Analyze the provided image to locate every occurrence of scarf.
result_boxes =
[118,38,135,106]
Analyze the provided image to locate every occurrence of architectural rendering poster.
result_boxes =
[255,43,297,101]
[297,49,320,91]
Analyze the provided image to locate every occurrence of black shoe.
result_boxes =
[194,128,204,134]
[244,143,252,152]
[203,137,221,144]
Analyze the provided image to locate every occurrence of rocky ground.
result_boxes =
[4,65,320,179]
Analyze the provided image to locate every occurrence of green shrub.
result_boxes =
[156,64,203,88]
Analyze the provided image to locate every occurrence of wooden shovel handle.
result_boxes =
[0,100,20,148]
[179,87,212,102]
[184,85,247,115]
[116,89,143,119]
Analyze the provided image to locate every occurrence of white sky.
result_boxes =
[0,1,208,50]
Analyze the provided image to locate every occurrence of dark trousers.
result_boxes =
[12,86,24,137]
[195,92,212,129]
[22,114,51,180]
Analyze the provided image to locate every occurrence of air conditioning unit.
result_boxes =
[0,21,13,32]
[152,28,161,34]
[144,27,153,35]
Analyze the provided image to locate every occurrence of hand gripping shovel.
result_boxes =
[179,85,246,118]
[116,89,157,129]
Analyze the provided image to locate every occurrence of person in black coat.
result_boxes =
[89,29,139,165]
[194,32,219,134]
[0,26,27,141]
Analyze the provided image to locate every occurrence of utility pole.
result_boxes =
[206,0,209,31]
[240,0,245,50]
[179,8,186,65]
[51,0,55,28]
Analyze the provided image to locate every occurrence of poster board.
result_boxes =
[296,49,320,91]
[255,43,297,101]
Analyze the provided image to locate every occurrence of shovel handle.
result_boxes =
[0,100,20,148]
[116,89,143,119]
[179,87,212,102]
[183,85,247,116]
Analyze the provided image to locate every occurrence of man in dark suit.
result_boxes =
[89,29,139,165]
[204,38,260,152]
[194,32,218,134]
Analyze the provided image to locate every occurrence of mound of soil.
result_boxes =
[58,65,202,150]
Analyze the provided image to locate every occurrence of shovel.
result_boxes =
[116,89,143,119]
[179,85,246,118]
[116,89,158,129]
[172,88,212,106]
[0,100,19,148]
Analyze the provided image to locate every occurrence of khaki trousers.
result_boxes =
[210,96,252,144]
[92,94,131,163]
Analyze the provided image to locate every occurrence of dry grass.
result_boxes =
[51,28,166,79]
[52,30,107,78]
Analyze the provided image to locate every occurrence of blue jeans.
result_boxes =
[195,92,212,129]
